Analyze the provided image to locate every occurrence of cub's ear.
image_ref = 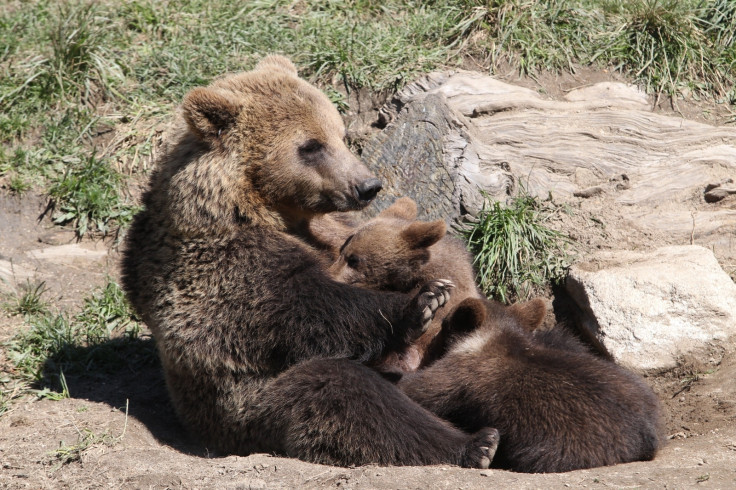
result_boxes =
[444,298,487,335]
[256,55,298,76]
[401,220,446,250]
[182,87,243,141]
[379,197,417,220]
[507,297,547,332]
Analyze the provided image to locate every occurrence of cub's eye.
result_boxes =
[339,235,354,254]
[346,255,361,268]
[298,139,324,155]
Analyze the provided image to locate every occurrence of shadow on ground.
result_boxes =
[37,337,204,455]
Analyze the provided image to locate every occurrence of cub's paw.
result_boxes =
[415,279,454,330]
[461,427,500,469]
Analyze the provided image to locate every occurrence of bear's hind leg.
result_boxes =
[256,358,498,467]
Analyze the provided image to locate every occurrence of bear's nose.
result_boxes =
[355,178,383,202]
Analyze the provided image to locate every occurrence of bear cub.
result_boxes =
[399,297,665,473]
[310,197,546,373]
[315,200,663,472]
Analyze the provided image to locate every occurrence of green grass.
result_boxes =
[462,191,571,303]
[0,0,489,235]
[2,280,50,318]
[456,0,736,99]
[48,152,138,238]
[591,0,713,98]
[7,278,145,384]
[1,277,147,414]
[457,0,599,74]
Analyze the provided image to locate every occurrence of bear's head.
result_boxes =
[161,55,381,235]
[319,197,447,291]
[444,296,547,339]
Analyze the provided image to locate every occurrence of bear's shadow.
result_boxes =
[38,337,207,457]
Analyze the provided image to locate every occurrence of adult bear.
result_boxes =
[121,55,498,467]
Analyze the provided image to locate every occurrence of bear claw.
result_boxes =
[415,279,455,331]
[462,427,500,469]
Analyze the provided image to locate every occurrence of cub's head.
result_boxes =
[165,55,381,234]
[318,198,446,291]
[441,296,547,356]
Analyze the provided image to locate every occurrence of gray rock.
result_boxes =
[360,93,512,223]
[705,186,736,203]
[566,246,736,372]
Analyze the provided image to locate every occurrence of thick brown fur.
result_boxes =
[399,297,665,473]
[310,198,546,372]
[121,56,499,467]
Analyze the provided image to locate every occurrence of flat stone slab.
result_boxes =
[0,259,33,293]
[25,243,108,263]
[566,245,736,372]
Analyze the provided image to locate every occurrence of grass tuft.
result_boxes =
[52,425,119,467]
[455,0,736,99]
[594,0,708,97]
[48,152,137,238]
[462,191,571,303]
[2,280,50,318]
[697,0,736,48]
[5,3,124,106]
[7,278,145,384]
[75,278,142,342]
[457,0,596,75]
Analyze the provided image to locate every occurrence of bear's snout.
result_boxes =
[355,178,383,203]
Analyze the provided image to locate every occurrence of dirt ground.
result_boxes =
[1,68,735,489]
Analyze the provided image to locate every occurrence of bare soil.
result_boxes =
[1,68,735,489]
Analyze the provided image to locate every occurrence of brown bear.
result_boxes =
[309,197,546,372]
[121,55,499,467]
[398,297,665,473]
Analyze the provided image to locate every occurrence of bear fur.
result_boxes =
[312,208,662,471]
[398,297,665,473]
[309,197,547,372]
[121,56,499,467]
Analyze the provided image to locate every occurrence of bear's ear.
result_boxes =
[182,87,243,141]
[444,298,487,334]
[400,220,446,250]
[255,55,298,76]
[507,297,547,332]
[379,197,418,220]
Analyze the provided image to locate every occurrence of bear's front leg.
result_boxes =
[251,358,499,468]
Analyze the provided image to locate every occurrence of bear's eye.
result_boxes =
[298,139,324,155]
[346,255,361,268]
